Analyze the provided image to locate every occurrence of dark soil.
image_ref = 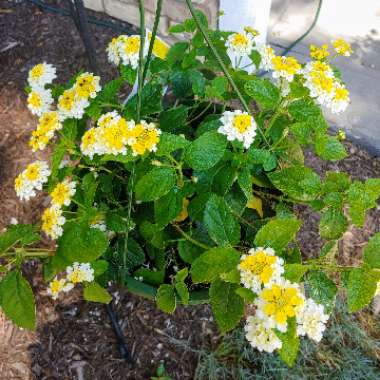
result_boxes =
[0,1,380,380]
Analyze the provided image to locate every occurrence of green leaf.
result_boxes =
[284,264,309,282]
[277,318,299,367]
[346,267,380,312]
[117,237,145,269]
[178,239,204,264]
[154,187,183,227]
[323,172,350,193]
[175,282,189,305]
[235,287,256,303]
[167,42,189,65]
[288,99,322,121]
[220,268,241,284]
[135,167,176,202]
[347,179,380,227]
[123,82,163,119]
[50,140,67,179]
[268,166,321,201]
[188,70,206,96]
[319,208,348,240]
[83,282,112,304]
[289,122,313,145]
[254,218,302,252]
[56,223,108,263]
[1,271,36,329]
[191,247,240,283]
[156,284,176,313]
[139,221,165,249]
[169,24,186,33]
[205,76,228,99]
[244,77,281,109]
[174,268,188,283]
[159,106,188,132]
[247,148,277,171]
[237,167,252,200]
[91,260,109,277]
[307,271,337,313]
[212,164,237,196]
[314,134,347,161]
[185,131,226,171]
[120,65,137,85]
[204,194,240,246]
[210,279,244,333]
[0,224,39,254]
[363,232,380,268]
[82,172,98,207]
[156,132,189,156]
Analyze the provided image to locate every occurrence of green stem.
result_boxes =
[142,0,163,85]
[1,249,53,258]
[187,102,212,124]
[184,0,270,148]
[137,0,146,122]
[172,224,211,250]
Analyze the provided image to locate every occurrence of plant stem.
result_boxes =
[136,0,146,122]
[184,0,270,149]
[142,0,163,85]
[172,224,211,250]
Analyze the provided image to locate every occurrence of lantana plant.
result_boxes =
[1,1,380,366]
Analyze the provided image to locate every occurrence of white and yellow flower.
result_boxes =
[28,62,57,89]
[74,72,101,99]
[332,38,353,57]
[41,206,66,239]
[15,161,51,201]
[330,83,350,114]
[107,37,121,66]
[218,110,257,149]
[309,44,330,61]
[238,247,284,293]
[117,35,144,69]
[245,315,282,353]
[296,298,329,342]
[256,43,276,71]
[57,88,89,120]
[271,55,301,82]
[128,120,161,156]
[47,277,74,300]
[27,88,54,116]
[29,111,62,151]
[255,279,305,332]
[50,179,76,208]
[66,262,94,284]
[226,32,255,69]
[80,127,98,158]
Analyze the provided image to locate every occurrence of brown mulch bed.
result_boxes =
[1,1,380,379]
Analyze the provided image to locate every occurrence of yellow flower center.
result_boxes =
[42,208,58,233]
[261,285,304,325]
[15,175,24,191]
[334,87,349,101]
[102,125,125,151]
[240,251,276,283]
[68,269,85,284]
[50,279,63,294]
[59,90,75,111]
[233,114,252,133]
[25,164,40,181]
[82,129,97,149]
[51,182,70,206]
[311,72,334,93]
[231,33,249,47]
[28,92,42,108]
[30,64,45,79]
[75,75,96,98]
[124,36,140,55]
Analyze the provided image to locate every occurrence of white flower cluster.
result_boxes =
[48,262,95,300]
[239,247,330,353]
[218,110,257,149]
[14,161,51,201]
[26,63,56,117]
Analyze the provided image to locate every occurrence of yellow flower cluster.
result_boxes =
[80,111,161,158]
[309,38,352,60]
[29,111,62,151]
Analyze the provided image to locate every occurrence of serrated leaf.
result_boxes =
[154,187,183,227]
[247,148,277,171]
[191,247,240,283]
[185,131,226,171]
[1,271,36,329]
[0,224,39,254]
[56,223,108,263]
[156,284,176,313]
[319,208,348,240]
[159,106,188,132]
[346,267,380,312]
[245,77,281,109]
[178,239,204,264]
[220,268,241,284]
[210,279,244,333]
[156,132,189,156]
[204,194,240,246]
[277,318,299,367]
[254,218,301,252]
[307,271,337,313]
[315,134,347,161]
[82,172,98,207]
[268,166,321,201]
[175,282,189,305]
[363,232,380,268]
[91,260,109,277]
[135,167,176,202]
[288,99,322,121]
[235,287,256,302]
[83,282,112,304]
[323,172,350,193]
